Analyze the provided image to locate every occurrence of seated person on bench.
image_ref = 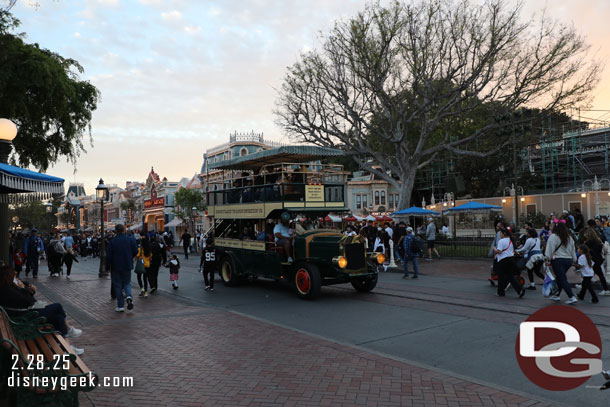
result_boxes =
[0,265,85,354]
[274,212,294,263]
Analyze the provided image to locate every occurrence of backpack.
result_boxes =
[411,236,423,255]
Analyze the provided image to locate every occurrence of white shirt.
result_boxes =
[441,226,449,235]
[516,237,541,255]
[495,237,514,261]
[578,255,594,277]
[273,223,291,243]
[345,231,357,236]
[385,227,393,239]
[373,237,385,254]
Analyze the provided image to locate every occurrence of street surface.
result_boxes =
[25,253,610,407]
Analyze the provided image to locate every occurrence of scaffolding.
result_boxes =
[524,121,610,193]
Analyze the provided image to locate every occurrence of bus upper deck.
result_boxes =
[205,146,349,219]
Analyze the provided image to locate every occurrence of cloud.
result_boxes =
[184,25,201,35]
[74,32,81,38]
[97,0,119,5]
[161,10,181,22]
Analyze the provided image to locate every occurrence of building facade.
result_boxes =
[141,168,179,233]
[346,170,401,215]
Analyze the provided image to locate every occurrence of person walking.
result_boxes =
[149,236,163,294]
[425,218,440,260]
[63,248,79,279]
[493,228,525,298]
[582,228,610,296]
[48,233,66,276]
[575,245,599,303]
[544,221,578,305]
[24,229,44,278]
[135,237,152,297]
[402,227,420,279]
[516,229,544,290]
[202,237,217,290]
[180,230,192,259]
[165,254,180,289]
[106,224,138,312]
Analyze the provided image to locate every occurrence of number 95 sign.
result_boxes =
[515,305,602,391]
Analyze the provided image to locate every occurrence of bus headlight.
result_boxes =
[371,253,385,264]
[332,256,348,269]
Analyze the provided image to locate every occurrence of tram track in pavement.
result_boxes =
[326,282,610,329]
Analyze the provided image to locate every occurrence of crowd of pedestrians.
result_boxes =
[489,211,610,304]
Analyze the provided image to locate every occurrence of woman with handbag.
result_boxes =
[135,237,152,297]
[544,221,578,304]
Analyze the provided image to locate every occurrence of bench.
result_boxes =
[0,306,97,407]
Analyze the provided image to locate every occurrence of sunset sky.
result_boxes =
[8,0,610,194]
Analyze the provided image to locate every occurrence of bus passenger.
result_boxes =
[274,212,294,263]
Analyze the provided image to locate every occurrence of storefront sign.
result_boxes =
[144,197,164,209]
[305,185,324,202]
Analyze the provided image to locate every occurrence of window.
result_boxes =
[363,195,368,209]
[381,191,386,205]
[240,148,248,157]
[395,194,400,207]
[356,195,361,209]
[389,194,394,209]
[374,191,380,205]
[526,204,536,215]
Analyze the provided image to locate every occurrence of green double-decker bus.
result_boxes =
[204,146,382,299]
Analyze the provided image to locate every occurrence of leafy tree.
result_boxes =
[0,10,99,170]
[173,188,205,233]
[275,0,600,210]
[9,198,60,233]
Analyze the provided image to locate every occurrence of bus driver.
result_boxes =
[274,212,294,263]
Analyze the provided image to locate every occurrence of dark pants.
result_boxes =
[497,257,522,296]
[149,262,160,290]
[527,261,545,283]
[183,245,189,259]
[551,258,575,298]
[25,256,39,277]
[578,276,599,302]
[136,271,149,291]
[593,262,608,291]
[204,266,215,288]
[35,303,68,336]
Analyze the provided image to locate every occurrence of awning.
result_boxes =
[392,206,440,216]
[164,218,185,228]
[443,201,502,214]
[208,146,344,171]
[324,215,342,222]
[129,224,142,231]
[0,162,64,203]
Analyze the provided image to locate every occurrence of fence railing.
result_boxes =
[431,237,493,258]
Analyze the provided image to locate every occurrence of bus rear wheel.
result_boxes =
[294,263,321,299]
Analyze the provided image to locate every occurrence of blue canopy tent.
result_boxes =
[392,206,441,216]
[442,202,502,236]
[442,201,502,214]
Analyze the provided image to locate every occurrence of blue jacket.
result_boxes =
[24,235,44,257]
[403,233,416,258]
[106,233,138,273]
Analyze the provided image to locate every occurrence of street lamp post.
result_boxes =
[96,179,109,277]
[191,206,197,253]
[44,202,53,234]
[0,119,17,265]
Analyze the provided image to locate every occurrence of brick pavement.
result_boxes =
[23,266,562,407]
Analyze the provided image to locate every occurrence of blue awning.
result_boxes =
[443,201,502,214]
[392,206,440,216]
[0,162,64,202]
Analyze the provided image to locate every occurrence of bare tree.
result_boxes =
[275,0,600,210]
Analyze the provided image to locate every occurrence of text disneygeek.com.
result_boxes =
[7,372,134,391]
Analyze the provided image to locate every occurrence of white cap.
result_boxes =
[407,227,413,232]
[428,218,433,222]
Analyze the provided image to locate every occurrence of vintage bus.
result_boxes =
[204,145,383,299]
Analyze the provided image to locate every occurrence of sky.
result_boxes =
[7,0,610,195]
